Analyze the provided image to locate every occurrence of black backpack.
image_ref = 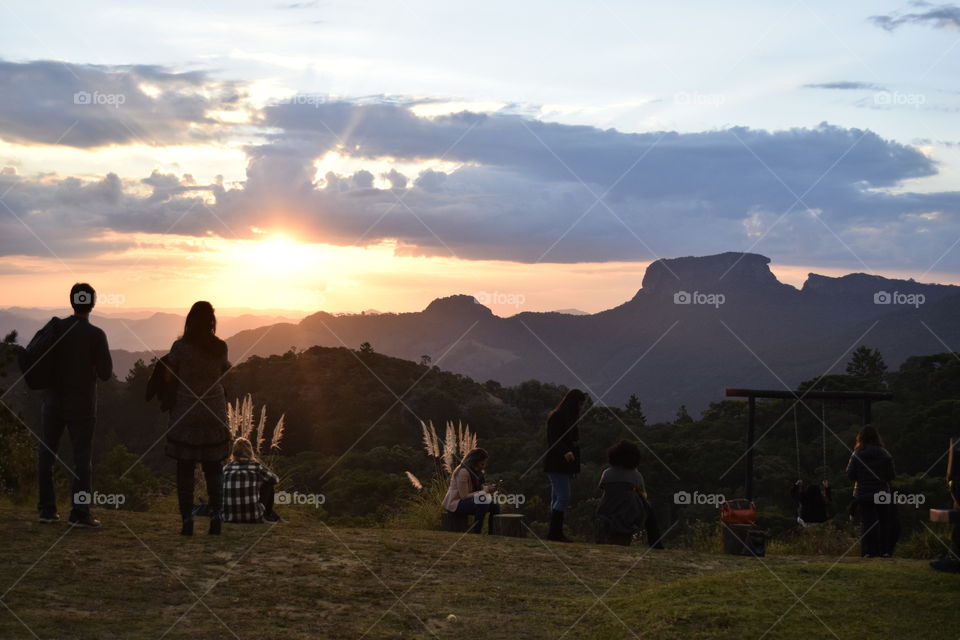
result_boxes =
[17,317,65,390]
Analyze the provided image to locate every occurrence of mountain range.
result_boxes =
[223,252,960,420]
[3,252,957,420]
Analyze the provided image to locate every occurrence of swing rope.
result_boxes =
[794,401,829,481]
[821,401,828,478]
[793,404,801,480]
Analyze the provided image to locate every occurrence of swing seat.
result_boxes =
[929,509,960,524]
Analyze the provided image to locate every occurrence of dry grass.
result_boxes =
[0,498,957,639]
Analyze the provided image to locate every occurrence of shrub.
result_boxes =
[391,420,477,530]
[897,524,955,560]
[0,341,35,503]
[766,521,859,556]
[95,444,162,511]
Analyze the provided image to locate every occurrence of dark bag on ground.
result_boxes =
[17,317,62,390]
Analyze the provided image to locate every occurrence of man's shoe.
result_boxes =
[38,511,61,524]
[209,513,222,535]
[180,518,194,536]
[263,510,282,523]
[68,513,101,528]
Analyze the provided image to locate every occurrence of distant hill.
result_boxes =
[0,309,299,354]
[224,252,960,420]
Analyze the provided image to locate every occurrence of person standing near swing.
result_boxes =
[543,389,588,542]
[791,479,831,526]
[846,425,896,557]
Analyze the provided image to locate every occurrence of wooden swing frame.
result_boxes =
[724,388,893,501]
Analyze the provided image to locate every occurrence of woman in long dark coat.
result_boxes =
[846,425,897,557]
[543,388,588,541]
[164,301,231,536]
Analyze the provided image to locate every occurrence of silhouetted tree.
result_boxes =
[419,354,432,367]
[359,342,374,355]
[846,345,887,390]
[675,404,693,425]
[624,394,647,425]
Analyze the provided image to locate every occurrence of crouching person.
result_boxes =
[443,448,500,534]
[222,438,280,524]
[596,440,647,546]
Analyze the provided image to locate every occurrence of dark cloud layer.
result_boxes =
[803,81,886,91]
[870,3,960,31]
[0,66,959,272]
[0,60,241,148]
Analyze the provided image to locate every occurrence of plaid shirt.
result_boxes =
[221,459,279,523]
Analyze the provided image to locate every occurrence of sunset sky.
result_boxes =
[1,1,959,316]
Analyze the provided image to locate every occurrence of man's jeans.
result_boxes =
[37,401,95,517]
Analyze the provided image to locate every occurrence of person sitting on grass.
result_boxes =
[442,448,499,534]
[596,439,648,546]
[791,479,832,527]
[221,438,280,524]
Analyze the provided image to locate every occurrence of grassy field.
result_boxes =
[0,499,957,640]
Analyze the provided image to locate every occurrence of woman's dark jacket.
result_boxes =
[163,337,231,463]
[846,445,895,497]
[543,409,580,474]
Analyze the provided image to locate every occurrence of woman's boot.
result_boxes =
[209,511,222,535]
[548,510,572,542]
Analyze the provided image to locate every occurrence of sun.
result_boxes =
[249,233,316,275]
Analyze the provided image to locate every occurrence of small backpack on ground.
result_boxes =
[145,354,178,412]
[720,498,758,525]
[17,317,64,390]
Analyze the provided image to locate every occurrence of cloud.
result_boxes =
[0,60,243,148]
[261,100,934,197]
[803,81,886,91]
[276,0,320,8]
[870,3,960,31]
[2,96,960,273]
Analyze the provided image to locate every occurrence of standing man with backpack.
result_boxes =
[32,283,113,527]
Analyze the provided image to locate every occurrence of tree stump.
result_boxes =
[441,511,470,532]
[493,513,525,537]
[722,523,766,557]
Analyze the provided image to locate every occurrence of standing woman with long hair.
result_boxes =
[846,425,897,557]
[543,388,588,542]
[164,301,232,536]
